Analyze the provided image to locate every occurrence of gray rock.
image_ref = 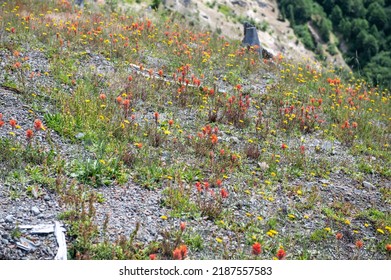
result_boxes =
[322,141,332,151]
[229,136,240,144]
[75,132,85,139]
[231,0,247,7]
[5,215,14,223]
[362,181,376,190]
[31,206,40,216]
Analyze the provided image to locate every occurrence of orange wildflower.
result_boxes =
[99,93,106,101]
[336,233,343,240]
[179,245,188,259]
[355,240,363,249]
[211,134,218,145]
[34,119,43,131]
[168,119,174,126]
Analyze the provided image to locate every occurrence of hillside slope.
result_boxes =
[0,0,389,260]
[159,0,349,68]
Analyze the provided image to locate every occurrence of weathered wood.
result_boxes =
[54,221,67,260]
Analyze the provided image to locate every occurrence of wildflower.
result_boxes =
[128,75,133,82]
[158,69,163,77]
[220,188,229,198]
[300,145,305,154]
[276,249,286,260]
[216,179,222,186]
[376,229,385,234]
[26,129,34,140]
[172,248,182,260]
[180,222,186,232]
[179,245,188,259]
[168,119,174,126]
[154,112,159,121]
[116,96,123,104]
[9,119,17,128]
[135,142,143,149]
[386,244,391,252]
[281,143,288,150]
[355,240,363,249]
[13,61,21,68]
[123,99,131,109]
[195,182,202,192]
[0,120,5,127]
[352,122,358,128]
[252,242,262,255]
[211,134,218,144]
[336,233,343,240]
[149,254,156,260]
[203,181,210,190]
[99,93,106,101]
[341,120,350,129]
[236,84,242,91]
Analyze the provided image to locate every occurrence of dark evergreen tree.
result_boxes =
[367,2,388,29]
[330,5,343,24]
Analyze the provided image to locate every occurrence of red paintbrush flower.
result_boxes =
[26,129,34,140]
[336,232,343,240]
[355,240,363,249]
[276,249,286,260]
[173,248,182,260]
[99,93,106,101]
[180,222,186,232]
[252,242,262,255]
[220,188,229,198]
[179,245,187,259]
[9,119,17,128]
